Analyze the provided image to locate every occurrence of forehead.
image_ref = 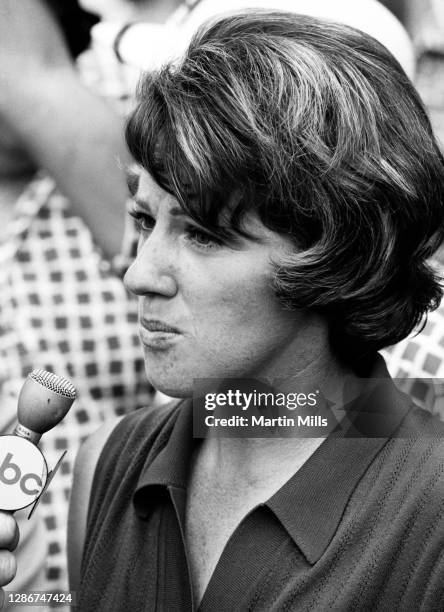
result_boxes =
[126,168,296,249]
[127,168,178,210]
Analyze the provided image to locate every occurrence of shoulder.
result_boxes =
[96,400,181,464]
[380,408,444,599]
[383,405,444,508]
[67,415,123,593]
[68,400,180,592]
[76,400,180,486]
[71,398,180,492]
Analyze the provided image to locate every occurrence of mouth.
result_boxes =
[140,319,181,333]
[139,319,181,349]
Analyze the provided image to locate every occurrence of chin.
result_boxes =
[146,370,193,399]
[153,384,192,399]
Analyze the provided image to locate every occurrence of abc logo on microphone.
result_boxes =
[0,435,48,511]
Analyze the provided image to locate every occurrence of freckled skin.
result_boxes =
[124,169,327,397]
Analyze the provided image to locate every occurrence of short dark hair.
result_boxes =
[126,10,444,360]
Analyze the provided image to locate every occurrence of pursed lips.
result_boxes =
[140,319,181,334]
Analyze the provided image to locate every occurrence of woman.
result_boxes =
[2,10,440,611]
[67,11,444,611]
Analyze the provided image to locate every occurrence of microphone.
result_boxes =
[0,370,76,512]
[13,370,77,445]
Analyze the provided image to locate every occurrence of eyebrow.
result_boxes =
[126,167,198,220]
[133,197,187,219]
[125,168,140,197]
[130,186,255,243]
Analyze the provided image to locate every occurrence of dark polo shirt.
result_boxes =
[79,360,444,611]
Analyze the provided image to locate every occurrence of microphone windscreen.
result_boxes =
[17,370,76,435]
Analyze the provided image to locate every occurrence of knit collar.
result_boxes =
[133,354,410,564]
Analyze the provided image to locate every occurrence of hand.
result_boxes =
[0,0,73,111]
[0,512,19,610]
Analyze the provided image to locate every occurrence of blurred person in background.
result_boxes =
[0,0,152,605]
[88,0,415,78]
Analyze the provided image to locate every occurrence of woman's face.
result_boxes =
[124,169,310,397]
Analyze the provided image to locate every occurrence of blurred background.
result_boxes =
[1,0,444,609]
[380,0,444,153]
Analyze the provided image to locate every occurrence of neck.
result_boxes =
[199,325,360,487]
[197,437,326,491]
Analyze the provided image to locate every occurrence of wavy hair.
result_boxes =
[126,11,444,360]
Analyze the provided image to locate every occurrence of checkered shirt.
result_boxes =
[382,297,444,421]
[0,175,152,597]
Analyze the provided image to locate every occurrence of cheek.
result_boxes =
[186,262,278,338]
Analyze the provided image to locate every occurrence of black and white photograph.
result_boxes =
[1,1,444,610]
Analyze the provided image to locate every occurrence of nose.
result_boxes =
[124,232,178,298]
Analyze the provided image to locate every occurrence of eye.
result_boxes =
[186,226,222,249]
[128,209,155,232]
